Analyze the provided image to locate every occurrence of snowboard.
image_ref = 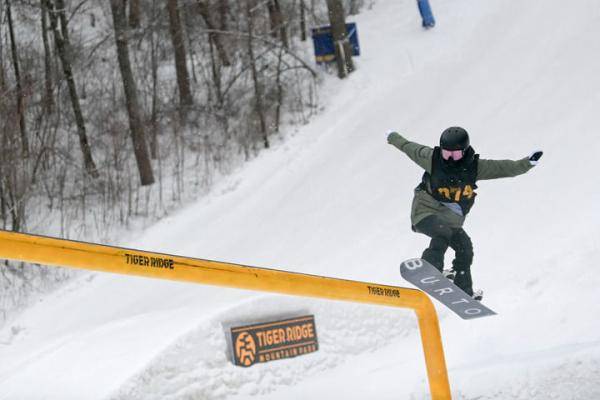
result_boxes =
[400,258,496,320]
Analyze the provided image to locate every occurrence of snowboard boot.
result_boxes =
[445,270,481,300]
[422,237,449,273]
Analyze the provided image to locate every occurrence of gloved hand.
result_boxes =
[387,130,401,144]
[528,150,543,166]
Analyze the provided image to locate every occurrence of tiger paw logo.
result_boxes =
[235,332,257,367]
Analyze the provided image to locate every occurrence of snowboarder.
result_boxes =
[387,127,543,300]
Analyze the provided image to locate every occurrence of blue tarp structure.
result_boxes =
[417,0,436,28]
[311,23,360,64]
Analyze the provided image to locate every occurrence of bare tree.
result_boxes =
[6,0,29,157]
[299,0,307,41]
[266,0,288,48]
[109,0,155,186]
[326,0,354,78]
[45,0,99,177]
[40,0,54,113]
[149,0,159,159]
[245,0,268,149]
[0,16,5,93]
[196,0,231,67]
[166,0,194,108]
[0,104,28,232]
[274,45,284,133]
[218,0,228,31]
[129,0,141,28]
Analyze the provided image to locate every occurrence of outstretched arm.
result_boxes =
[477,151,543,180]
[387,131,433,173]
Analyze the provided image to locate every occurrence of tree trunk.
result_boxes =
[149,0,159,159]
[209,37,223,108]
[45,0,99,177]
[266,0,288,48]
[129,0,141,28]
[274,45,284,133]
[0,17,5,93]
[166,0,194,108]
[245,0,268,149]
[109,0,155,186]
[326,0,354,78]
[266,1,278,38]
[196,0,231,67]
[218,0,228,31]
[40,0,54,114]
[299,0,306,41]
[6,0,29,157]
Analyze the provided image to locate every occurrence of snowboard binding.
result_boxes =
[443,269,456,281]
[472,289,483,302]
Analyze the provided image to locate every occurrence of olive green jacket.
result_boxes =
[388,133,534,228]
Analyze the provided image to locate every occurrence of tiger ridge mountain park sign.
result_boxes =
[231,315,319,367]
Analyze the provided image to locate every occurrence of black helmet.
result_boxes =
[440,127,470,151]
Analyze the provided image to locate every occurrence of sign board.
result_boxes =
[311,23,360,64]
[231,315,318,367]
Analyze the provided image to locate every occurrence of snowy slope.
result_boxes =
[2,0,600,399]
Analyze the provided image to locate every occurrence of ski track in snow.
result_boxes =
[1,0,600,399]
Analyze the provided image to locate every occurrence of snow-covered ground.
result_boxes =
[2,0,600,398]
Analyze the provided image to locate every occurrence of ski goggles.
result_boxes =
[441,149,464,161]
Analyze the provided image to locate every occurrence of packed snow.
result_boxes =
[1,0,600,399]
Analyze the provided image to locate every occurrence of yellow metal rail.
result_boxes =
[0,230,451,399]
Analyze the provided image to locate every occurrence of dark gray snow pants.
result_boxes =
[414,215,474,296]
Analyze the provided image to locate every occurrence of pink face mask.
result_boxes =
[441,149,464,161]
